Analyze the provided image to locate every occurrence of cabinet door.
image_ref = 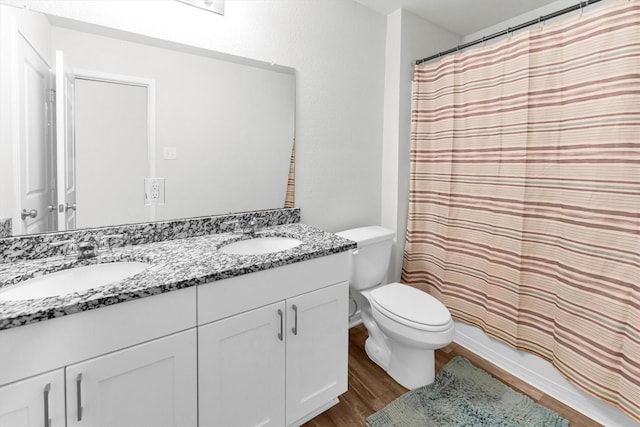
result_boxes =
[285,282,349,426]
[66,329,197,427]
[199,301,286,427]
[0,369,64,427]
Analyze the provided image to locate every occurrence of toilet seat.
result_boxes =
[369,283,452,332]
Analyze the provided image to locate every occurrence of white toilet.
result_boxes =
[336,226,455,389]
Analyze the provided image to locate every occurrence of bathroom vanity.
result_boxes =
[0,215,355,427]
[198,255,348,426]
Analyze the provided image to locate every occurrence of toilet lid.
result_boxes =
[369,283,451,329]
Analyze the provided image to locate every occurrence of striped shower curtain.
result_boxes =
[401,0,640,421]
[284,139,295,208]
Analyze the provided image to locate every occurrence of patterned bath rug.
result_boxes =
[366,356,568,427]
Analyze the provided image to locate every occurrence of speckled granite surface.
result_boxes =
[0,223,356,331]
[0,208,300,263]
[0,218,10,238]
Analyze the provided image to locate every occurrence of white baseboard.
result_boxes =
[349,312,363,328]
[453,320,637,427]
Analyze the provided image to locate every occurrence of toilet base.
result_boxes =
[364,336,390,371]
[387,341,435,389]
[365,336,436,389]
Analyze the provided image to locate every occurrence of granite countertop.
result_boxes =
[0,224,356,331]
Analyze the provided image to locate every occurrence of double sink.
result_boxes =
[0,236,303,303]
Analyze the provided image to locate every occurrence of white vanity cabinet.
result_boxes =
[199,301,287,426]
[0,330,197,427]
[197,252,350,427]
[0,250,350,427]
[0,369,65,427]
[284,283,349,425]
[0,286,197,427]
[66,329,197,427]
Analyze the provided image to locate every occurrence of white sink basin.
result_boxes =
[219,237,303,255]
[0,261,151,301]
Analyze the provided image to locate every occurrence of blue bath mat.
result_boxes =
[366,356,568,427]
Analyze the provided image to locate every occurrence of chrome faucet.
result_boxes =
[221,218,265,237]
[99,234,124,252]
[76,237,99,259]
[221,219,241,233]
[51,239,79,258]
[244,217,264,236]
[50,234,124,260]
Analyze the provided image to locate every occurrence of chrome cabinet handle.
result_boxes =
[47,205,57,212]
[292,304,298,335]
[76,373,83,421]
[21,209,37,219]
[65,203,76,212]
[43,383,51,427]
[277,309,283,341]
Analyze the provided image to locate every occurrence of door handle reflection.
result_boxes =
[21,209,37,220]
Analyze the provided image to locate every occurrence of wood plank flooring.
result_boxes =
[304,324,602,426]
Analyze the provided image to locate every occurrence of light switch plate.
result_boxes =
[163,147,177,160]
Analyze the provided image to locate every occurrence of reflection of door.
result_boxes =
[74,77,150,228]
[14,20,56,234]
[55,50,77,231]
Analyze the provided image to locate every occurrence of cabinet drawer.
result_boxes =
[198,252,349,325]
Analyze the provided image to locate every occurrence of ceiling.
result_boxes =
[351,0,563,36]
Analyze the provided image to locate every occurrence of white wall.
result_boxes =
[4,0,387,232]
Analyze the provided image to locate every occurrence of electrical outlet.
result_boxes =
[144,178,165,204]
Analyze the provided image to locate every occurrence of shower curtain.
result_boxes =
[284,138,295,208]
[402,0,640,420]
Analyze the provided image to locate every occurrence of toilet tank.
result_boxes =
[335,226,395,290]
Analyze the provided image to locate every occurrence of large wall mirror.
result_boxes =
[0,4,295,237]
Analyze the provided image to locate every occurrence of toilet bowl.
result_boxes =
[336,226,455,389]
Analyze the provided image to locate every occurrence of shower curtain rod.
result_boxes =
[415,0,602,65]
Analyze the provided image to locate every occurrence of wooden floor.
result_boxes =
[304,324,602,426]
